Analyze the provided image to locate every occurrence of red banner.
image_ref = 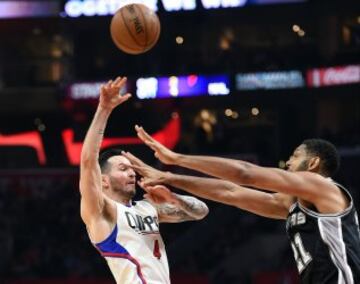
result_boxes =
[307,65,360,87]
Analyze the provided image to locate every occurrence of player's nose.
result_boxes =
[285,160,291,170]
[128,168,136,177]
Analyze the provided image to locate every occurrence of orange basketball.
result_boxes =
[110,4,161,55]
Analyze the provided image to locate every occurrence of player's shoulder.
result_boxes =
[134,199,158,214]
[295,171,337,187]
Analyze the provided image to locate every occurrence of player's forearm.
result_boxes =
[163,172,236,205]
[163,173,287,219]
[175,154,254,185]
[172,194,209,220]
[81,106,111,164]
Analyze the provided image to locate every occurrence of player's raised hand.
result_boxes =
[122,151,167,187]
[141,185,179,206]
[99,76,131,110]
[135,125,179,165]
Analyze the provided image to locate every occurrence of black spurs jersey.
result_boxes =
[286,183,360,284]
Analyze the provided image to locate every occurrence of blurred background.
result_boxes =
[0,0,359,283]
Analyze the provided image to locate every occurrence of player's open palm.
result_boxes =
[99,76,131,110]
[135,125,179,165]
[142,185,179,206]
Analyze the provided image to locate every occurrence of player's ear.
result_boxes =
[102,175,110,189]
[308,156,320,172]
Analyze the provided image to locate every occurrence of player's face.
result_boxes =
[286,144,310,172]
[107,155,136,198]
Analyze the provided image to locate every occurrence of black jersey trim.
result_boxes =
[297,182,353,218]
[318,218,354,284]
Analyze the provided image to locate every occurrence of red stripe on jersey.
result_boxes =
[101,252,147,284]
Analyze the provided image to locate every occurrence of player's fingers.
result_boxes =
[144,193,156,203]
[118,76,127,87]
[128,165,146,176]
[119,93,132,103]
[137,126,155,143]
[135,125,150,141]
[113,76,122,85]
[144,141,159,152]
[142,179,157,187]
[122,151,143,166]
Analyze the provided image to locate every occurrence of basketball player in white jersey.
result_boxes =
[79,76,209,284]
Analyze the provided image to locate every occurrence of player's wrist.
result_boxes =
[162,171,174,183]
[175,153,186,165]
[97,104,114,113]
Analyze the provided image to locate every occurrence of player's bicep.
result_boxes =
[225,186,291,219]
[242,167,324,201]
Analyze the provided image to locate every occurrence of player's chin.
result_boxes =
[126,184,136,196]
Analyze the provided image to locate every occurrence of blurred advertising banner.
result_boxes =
[0,1,59,19]
[63,0,307,17]
[236,71,305,90]
[307,65,360,88]
[136,74,230,99]
[67,81,127,100]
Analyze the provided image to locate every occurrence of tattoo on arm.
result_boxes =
[157,195,209,222]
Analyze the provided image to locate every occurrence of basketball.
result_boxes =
[110,4,161,55]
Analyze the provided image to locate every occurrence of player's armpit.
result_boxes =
[156,195,209,223]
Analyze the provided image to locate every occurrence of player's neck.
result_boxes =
[107,191,132,206]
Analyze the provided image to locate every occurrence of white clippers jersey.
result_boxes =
[93,200,170,284]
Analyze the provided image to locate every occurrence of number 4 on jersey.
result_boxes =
[153,240,162,259]
[291,233,312,273]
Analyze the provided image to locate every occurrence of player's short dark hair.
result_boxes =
[99,148,124,173]
[302,139,340,176]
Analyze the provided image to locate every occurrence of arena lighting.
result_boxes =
[0,131,46,165]
[62,114,181,165]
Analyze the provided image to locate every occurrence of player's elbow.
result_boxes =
[196,203,209,220]
[80,154,98,168]
[236,163,257,185]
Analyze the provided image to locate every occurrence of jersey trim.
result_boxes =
[101,252,148,284]
[318,218,354,284]
[95,225,147,284]
[297,183,353,218]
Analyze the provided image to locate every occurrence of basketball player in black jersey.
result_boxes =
[123,126,360,284]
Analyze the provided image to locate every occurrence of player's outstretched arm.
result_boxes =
[80,77,131,224]
[123,151,292,219]
[141,185,209,223]
[134,126,338,204]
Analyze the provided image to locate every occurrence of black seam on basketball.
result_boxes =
[111,18,140,52]
[120,5,144,49]
[111,26,141,52]
[135,5,148,52]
